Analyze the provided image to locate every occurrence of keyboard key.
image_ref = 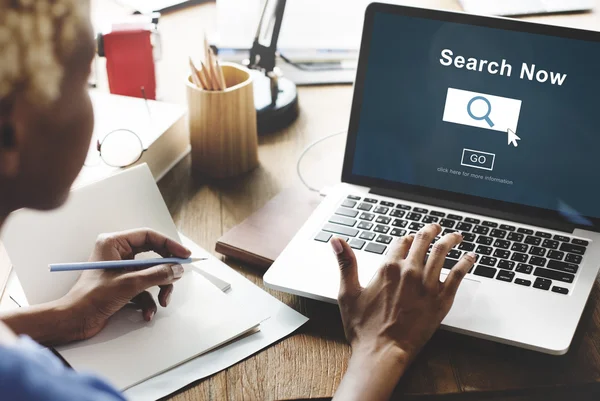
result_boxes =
[476,245,493,255]
[336,207,358,218]
[364,198,378,204]
[533,277,552,290]
[534,267,574,283]
[572,239,589,246]
[474,265,497,278]
[374,225,390,234]
[498,260,515,270]
[494,239,510,249]
[376,216,391,224]
[357,221,373,230]
[499,224,516,231]
[406,213,422,221]
[517,228,534,235]
[314,231,332,243]
[359,213,375,222]
[552,286,569,295]
[511,252,528,262]
[547,250,564,260]
[422,215,439,223]
[439,219,456,228]
[516,263,533,274]
[392,219,408,228]
[482,221,498,228]
[430,211,445,217]
[515,278,532,287]
[347,195,361,200]
[414,207,428,214]
[332,235,349,242]
[380,201,394,207]
[443,229,457,236]
[529,247,546,257]
[547,260,579,274]
[524,236,541,246]
[542,239,559,250]
[447,214,463,221]
[480,256,497,267]
[462,233,476,242]
[341,199,357,208]
[465,217,481,224]
[329,215,357,227]
[511,243,528,253]
[476,236,493,245]
[559,243,586,256]
[374,206,389,215]
[357,203,373,211]
[456,222,473,231]
[409,222,425,231]
[390,209,405,218]
[529,256,547,267]
[565,253,582,264]
[396,204,411,210]
[535,231,552,239]
[554,235,570,242]
[323,223,359,237]
[496,270,515,282]
[507,232,524,242]
[390,228,406,237]
[490,229,507,239]
[365,242,386,254]
[493,249,510,259]
[359,231,376,241]
[448,249,462,259]
[473,226,489,235]
[376,235,393,244]
[349,239,366,250]
[458,242,476,251]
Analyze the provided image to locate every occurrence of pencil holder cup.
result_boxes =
[186,62,259,179]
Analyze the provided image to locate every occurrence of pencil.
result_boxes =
[49,257,207,272]
[200,61,215,91]
[216,59,227,90]
[188,57,203,88]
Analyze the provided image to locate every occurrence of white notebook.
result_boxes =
[1,164,266,390]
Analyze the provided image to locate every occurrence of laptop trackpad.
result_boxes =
[441,276,481,324]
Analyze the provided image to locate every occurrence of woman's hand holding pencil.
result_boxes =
[189,34,227,91]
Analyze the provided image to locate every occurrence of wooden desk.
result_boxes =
[89,2,600,400]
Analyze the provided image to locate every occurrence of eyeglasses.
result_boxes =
[85,129,145,168]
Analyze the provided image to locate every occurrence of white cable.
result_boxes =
[296,130,346,193]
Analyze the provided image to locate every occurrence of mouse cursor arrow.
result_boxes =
[507,129,521,147]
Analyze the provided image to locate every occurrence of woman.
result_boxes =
[0,1,475,400]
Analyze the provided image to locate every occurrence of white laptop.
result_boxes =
[264,3,600,355]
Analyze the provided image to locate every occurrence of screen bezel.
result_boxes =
[341,2,600,231]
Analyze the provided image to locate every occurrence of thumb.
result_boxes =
[330,237,361,300]
[124,264,185,294]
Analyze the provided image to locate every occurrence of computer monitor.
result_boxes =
[342,3,600,230]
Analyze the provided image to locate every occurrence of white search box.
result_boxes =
[442,88,522,133]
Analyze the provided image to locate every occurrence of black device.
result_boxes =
[244,0,299,134]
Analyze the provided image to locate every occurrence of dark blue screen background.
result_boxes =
[352,12,600,220]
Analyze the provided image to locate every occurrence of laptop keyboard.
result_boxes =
[314,194,591,295]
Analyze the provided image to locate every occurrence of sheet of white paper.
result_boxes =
[124,234,309,401]
[58,269,261,390]
[216,0,408,50]
[2,165,180,305]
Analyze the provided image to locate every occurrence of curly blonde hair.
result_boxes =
[0,0,90,107]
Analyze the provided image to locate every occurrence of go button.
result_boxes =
[461,148,495,171]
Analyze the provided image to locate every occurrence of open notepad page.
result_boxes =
[1,164,267,390]
[58,269,262,390]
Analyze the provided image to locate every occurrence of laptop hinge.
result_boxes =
[370,187,576,233]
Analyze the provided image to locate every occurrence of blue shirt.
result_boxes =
[0,336,125,401]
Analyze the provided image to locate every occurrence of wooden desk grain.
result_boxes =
[89,1,600,400]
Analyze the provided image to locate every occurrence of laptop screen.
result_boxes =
[344,4,600,228]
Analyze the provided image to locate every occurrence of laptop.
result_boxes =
[264,3,600,355]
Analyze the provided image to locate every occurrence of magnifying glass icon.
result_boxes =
[467,96,494,127]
